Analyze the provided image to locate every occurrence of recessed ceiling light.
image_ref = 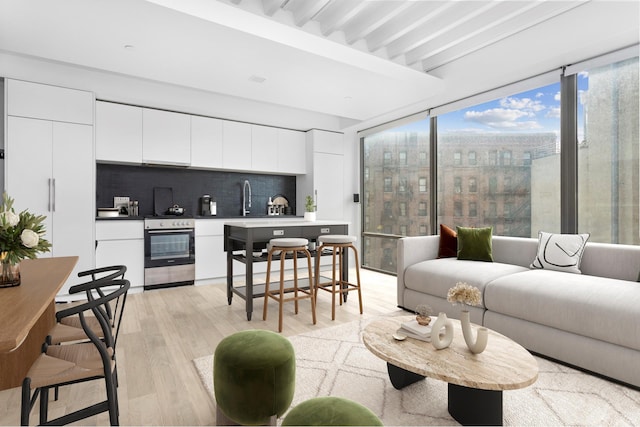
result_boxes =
[249,75,267,83]
[124,44,135,50]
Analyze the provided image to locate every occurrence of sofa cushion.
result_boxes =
[530,231,589,274]
[403,258,528,309]
[457,226,493,262]
[438,224,458,258]
[484,269,640,351]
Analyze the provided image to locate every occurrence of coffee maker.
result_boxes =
[200,195,216,216]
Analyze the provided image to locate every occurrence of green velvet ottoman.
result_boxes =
[282,397,383,426]
[213,330,295,425]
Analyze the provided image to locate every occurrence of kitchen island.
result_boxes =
[224,219,349,320]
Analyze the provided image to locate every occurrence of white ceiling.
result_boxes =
[0,0,638,130]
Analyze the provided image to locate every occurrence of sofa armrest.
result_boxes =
[397,236,440,307]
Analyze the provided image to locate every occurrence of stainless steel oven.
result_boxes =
[144,217,195,290]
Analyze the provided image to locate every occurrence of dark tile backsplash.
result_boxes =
[96,164,297,217]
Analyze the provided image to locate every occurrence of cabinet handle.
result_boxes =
[48,178,52,212]
[52,178,56,212]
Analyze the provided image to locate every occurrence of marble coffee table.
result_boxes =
[362,316,538,426]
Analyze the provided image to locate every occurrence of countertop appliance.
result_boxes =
[200,195,216,216]
[143,217,195,290]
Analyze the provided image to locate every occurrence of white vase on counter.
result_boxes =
[304,211,316,222]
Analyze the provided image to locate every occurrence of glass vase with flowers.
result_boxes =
[0,193,51,287]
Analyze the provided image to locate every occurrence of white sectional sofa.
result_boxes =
[397,235,640,388]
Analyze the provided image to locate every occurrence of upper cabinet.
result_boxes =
[222,121,252,170]
[95,100,305,174]
[191,115,223,169]
[278,129,306,174]
[142,108,191,166]
[7,79,93,125]
[251,124,278,173]
[96,101,143,164]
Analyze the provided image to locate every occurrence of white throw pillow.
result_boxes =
[530,231,590,274]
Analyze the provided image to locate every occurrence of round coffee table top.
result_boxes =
[362,315,538,391]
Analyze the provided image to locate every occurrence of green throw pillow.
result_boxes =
[456,226,493,262]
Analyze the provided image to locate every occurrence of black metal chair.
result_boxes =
[48,265,127,346]
[21,279,130,426]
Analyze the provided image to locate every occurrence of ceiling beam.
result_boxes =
[366,2,455,53]
[318,1,369,37]
[386,1,499,60]
[344,2,414,46]
[288,0,333,27]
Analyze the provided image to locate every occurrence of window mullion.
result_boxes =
[560,72,578,233]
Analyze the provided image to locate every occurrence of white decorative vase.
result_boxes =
[304,211,316,222]
[460,310,488,354]
[430,312,454,350]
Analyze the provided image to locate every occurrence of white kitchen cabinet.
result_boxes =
[297,130,345,220]
[7,79,93,125]
[195,220,226,281]
[278,129,306,174]
[222,121,252,170]
[311,129,344,155]
[191,115,223,169]
[251,124,278,173]
[95,101,143,164]
[143,108,191,166]
[6,116,95,295]
[95,221,144,289]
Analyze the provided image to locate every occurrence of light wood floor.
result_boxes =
[0,268,399,426]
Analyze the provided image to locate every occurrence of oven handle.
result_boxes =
[146,229,194,234]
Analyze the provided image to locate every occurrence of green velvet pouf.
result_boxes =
[282,397,383,426]
[213,329,295,425]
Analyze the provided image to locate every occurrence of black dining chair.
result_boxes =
[21,279,130,426]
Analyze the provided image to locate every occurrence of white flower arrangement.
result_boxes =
[447,282,482,308]
[0,193,51,265]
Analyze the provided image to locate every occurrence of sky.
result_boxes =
[389,76,589,142]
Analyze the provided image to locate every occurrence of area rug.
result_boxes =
[193,316,640,426]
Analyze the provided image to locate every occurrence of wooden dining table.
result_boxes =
[0,256,78,390]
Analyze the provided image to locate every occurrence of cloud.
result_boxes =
[554,92,561,101]
[535,92,545,98]
[499,96,545,112]
[546,107,561,119]
[464,108,542,129]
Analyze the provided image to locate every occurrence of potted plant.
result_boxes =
[304,195,316,222]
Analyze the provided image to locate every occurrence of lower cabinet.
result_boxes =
[95,221,144,289]
[195,220,227,282]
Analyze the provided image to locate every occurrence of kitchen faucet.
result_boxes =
[243,180,251,216]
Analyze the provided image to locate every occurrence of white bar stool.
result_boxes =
[314,235,363,320]
[263,238,316,332]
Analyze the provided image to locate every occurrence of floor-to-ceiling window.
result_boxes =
[362,117,430,273]
[436,82,561,237]
[360,48,639,274]
[575,57,640,244]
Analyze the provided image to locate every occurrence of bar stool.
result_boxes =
[263,238,316,332]
[315,235,363,320]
